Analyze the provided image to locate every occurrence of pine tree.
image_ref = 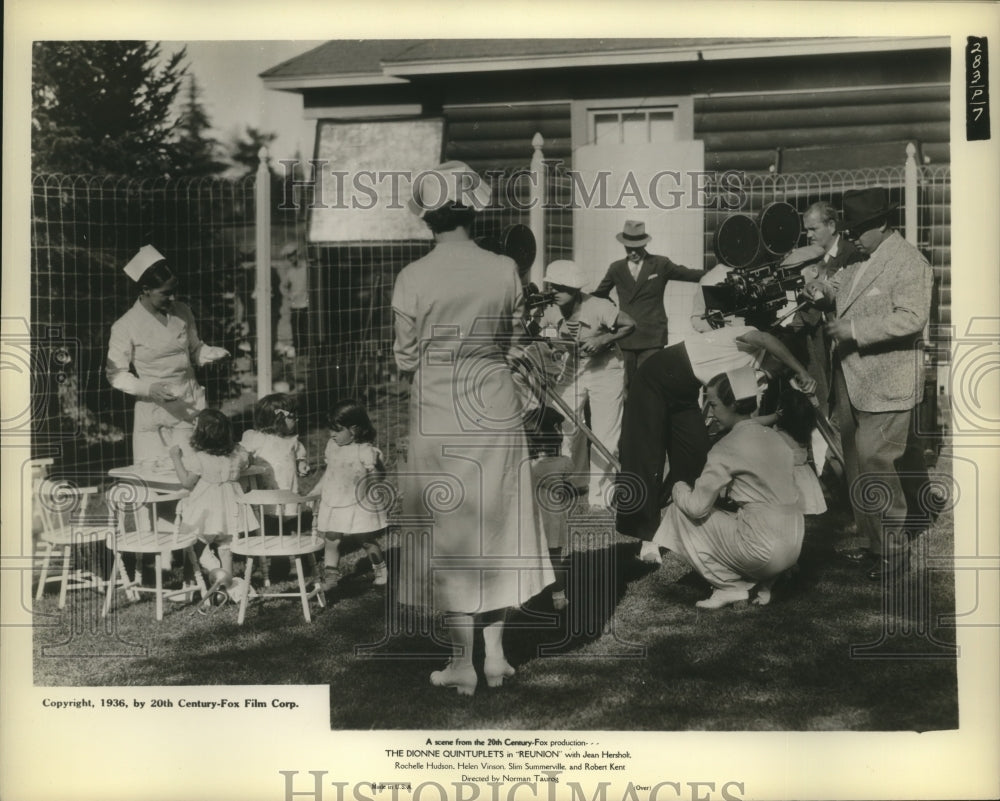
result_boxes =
[228,125,278,175]
[173,74,227,177]
[32,41,187,177]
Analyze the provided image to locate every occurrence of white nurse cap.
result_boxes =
[725,365,760,401]
[124,245,167,282]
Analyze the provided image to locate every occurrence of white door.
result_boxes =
[571,101,705,342]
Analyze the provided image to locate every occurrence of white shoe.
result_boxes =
[695,588,749,609]
[372,563,387,586]
[227,577,257,604]
[551,590,568,611]
[638,541,663,565]
[430,661,477,696]
[753,581,775,606]
[483,658,516,688]
[199,549,222,572]
[317,569,340,593]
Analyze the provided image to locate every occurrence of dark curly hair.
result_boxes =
[190,409,237,456]
[329,399,376,444]
[775,379,818,445]
[253,392,297,436]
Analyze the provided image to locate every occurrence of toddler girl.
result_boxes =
[316,400,388,591]
[169,409,258,576]
[240,393,310,511]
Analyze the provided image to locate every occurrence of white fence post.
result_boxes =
[529,133,546,288]
[255,146,273,397]
[904,142,918,245]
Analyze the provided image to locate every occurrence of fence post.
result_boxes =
[529,133,546,288]
[904,142,918,245]
[255,146,273,396]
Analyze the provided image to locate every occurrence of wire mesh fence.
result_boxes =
[29,161,951,485]
[730,165,952,341]
[30,172,299,482]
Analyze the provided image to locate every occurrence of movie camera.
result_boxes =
[473,224,559,310]
[702,202,815,328]
[476,223,620,471]
[524,283,557,310]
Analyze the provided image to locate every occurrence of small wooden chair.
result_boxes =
[34,478,113,608]
[231,490,325,624]
[102,486,207,621]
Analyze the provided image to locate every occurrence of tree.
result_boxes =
[173,74,227,177]
[32,41,187,177]
[228,125,277,175]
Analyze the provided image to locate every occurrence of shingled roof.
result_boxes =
[260,37,947,87]
[261,38,787,81]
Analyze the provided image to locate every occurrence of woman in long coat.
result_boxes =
[392,162,554,696]
[107,245,229,465]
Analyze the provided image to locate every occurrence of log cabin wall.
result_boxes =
[299,45,950,359]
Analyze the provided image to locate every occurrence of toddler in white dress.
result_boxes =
[316,400,389,591]
[240,393,311,518]
[170,409,258,577]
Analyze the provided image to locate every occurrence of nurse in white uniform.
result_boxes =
[107,245,230,466]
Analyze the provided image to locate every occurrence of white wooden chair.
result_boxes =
[34,477,113,608]
[101,485,207,621]
[231,490,325,624]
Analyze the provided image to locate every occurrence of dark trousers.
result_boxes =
[615,344,711,541]
[291,307,309,354]
[622,347,663,390]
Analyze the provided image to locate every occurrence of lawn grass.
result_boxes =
[31,453,958,732]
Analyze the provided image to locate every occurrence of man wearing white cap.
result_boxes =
[536,259,635,507]
[593,220,704,386]
[107,245,230,465]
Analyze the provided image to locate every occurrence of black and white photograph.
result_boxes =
[3,2,998,800]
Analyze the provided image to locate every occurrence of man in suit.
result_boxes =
[791,202,865,474]
[797,201,864,417]
[809,188,933,581]
[593,220,704,386]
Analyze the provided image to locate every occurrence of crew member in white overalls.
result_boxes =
[537,260,635,507]
[107,245,230,465]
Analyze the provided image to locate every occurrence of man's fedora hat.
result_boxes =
[843,187,898,233]
[615,220,652,247]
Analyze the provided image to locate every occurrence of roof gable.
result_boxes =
[262,37,948,89]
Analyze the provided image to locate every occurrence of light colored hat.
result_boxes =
[544,260,585,289]
[123,245,166,282]
[780,244,825,269]
[280,242,298,257]
[725,366,759,401]
[615,220,652,247]
[407,160,492,218]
